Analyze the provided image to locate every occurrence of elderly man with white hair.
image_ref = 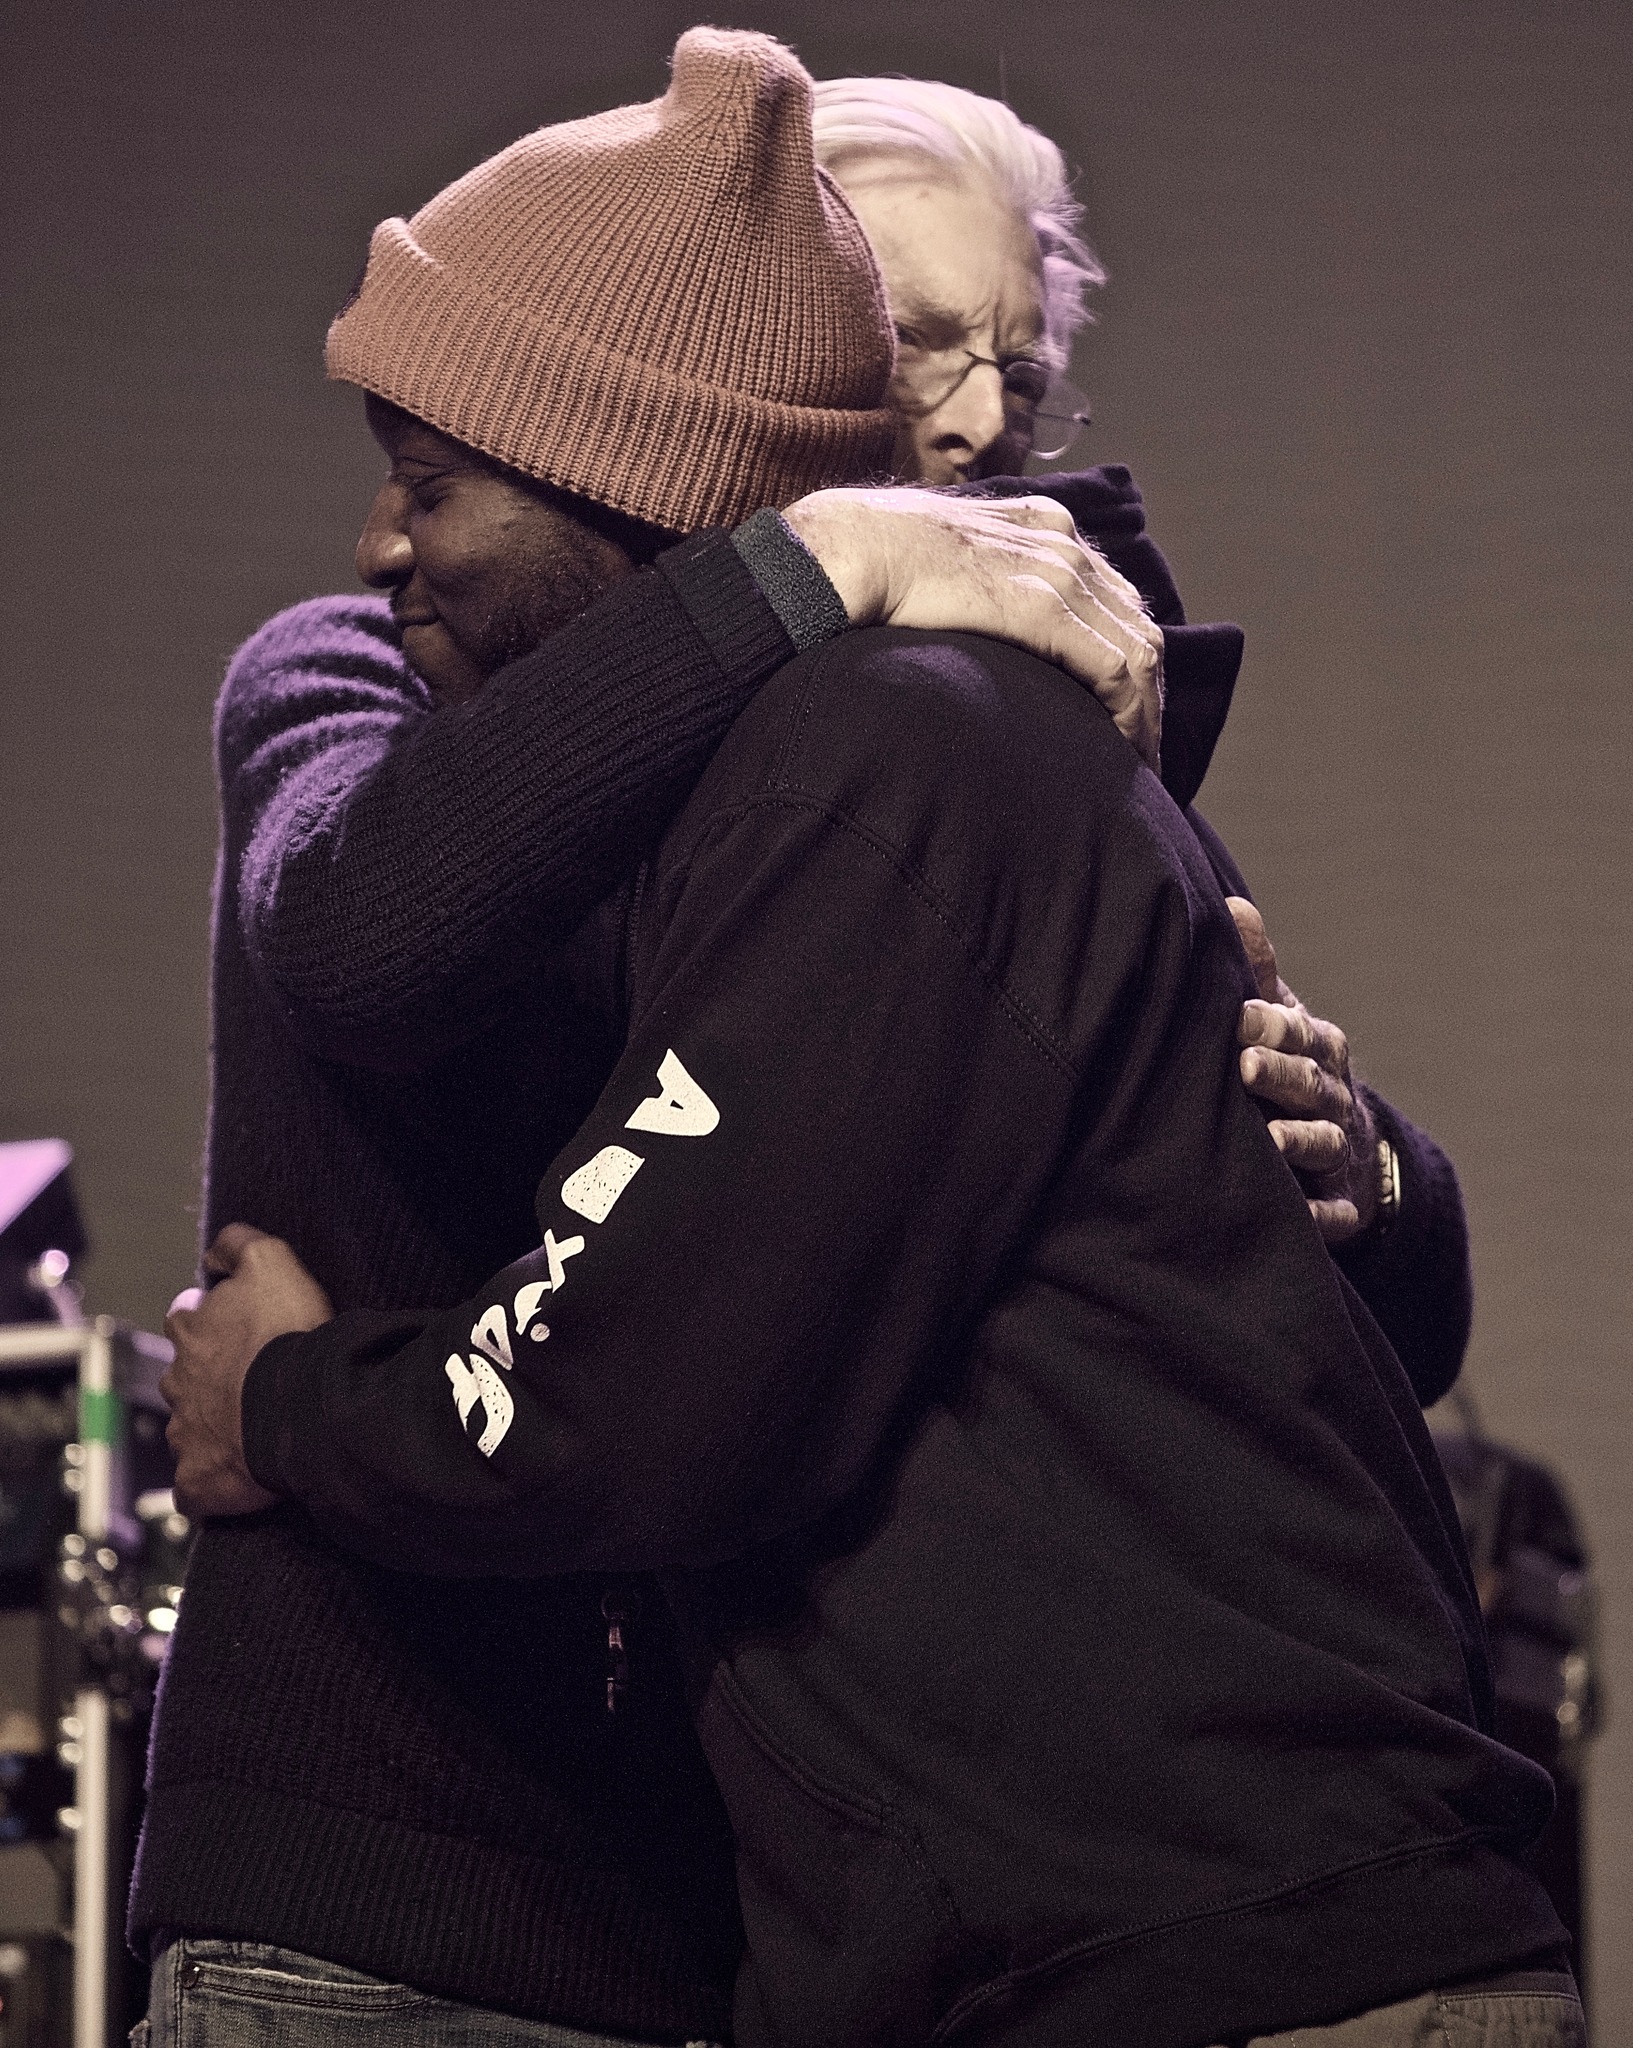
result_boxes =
[814,75,1104,485]
[812,74,1476,1409]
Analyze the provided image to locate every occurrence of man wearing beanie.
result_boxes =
[158,23,1577,2048]
[133,28,1163,2048]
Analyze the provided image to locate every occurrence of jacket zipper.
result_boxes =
[602,1583,642,1715]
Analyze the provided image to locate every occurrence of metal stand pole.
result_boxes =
[73,1317,115,2048]
[0,1313,173,2047]
[70,1684,110,2048]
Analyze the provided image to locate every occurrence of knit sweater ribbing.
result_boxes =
[131,535,800,2037]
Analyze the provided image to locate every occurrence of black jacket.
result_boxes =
[245,619,1559,2048]
[1005,467,1472,1403]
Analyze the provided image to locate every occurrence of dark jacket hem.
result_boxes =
[932,1832,1562,2048]
[130,1776,733,2044]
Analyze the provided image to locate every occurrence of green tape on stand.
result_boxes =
[79,1385,123,1447]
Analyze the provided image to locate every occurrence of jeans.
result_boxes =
[1232,1969,1586,2046]
[136,1939,721,2048]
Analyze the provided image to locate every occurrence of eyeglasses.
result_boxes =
[892,340,1093,462]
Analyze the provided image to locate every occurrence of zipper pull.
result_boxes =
[602,1585,642,1716]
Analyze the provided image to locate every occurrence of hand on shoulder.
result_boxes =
[783,487,1164,770]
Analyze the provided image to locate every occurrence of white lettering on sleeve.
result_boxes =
[513,1238,580,1339]
[561,1145,644,1223]
[445,1353,480,1427]
[469,1303,514,1370]
[445,1352,515,1457]
[514,1281,549,1332]
[467,1356,514,1455]
[625,1048,720,1137]
[543,1229,586,1289]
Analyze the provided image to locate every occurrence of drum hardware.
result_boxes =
[0,1138,189,2048]
[0,1318,187,2048]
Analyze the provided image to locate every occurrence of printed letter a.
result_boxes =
[626,1049,719,1137]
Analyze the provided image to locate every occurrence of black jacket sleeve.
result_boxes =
[1183,805,1471,1401]
[1331,1088,1472,1407]
[224,534,794,1069]
[241,788,1083,1577]
[984,471,1475,1400]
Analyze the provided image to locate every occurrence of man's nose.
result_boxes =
[355,484,414,589]
[932,362,1009,469]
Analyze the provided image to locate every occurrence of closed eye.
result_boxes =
[388,461,459,511]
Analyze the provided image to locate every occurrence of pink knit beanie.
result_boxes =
[326,28,897,530]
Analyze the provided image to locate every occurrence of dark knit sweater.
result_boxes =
[131,533,804,2040]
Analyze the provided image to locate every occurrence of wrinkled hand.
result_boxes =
[782,487,1164,770]
[1227,898,1378,1244]
[160,1225,333,1518]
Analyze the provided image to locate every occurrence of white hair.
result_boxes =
[812,76,1104,371]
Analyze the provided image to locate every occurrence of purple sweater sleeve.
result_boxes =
[223,533,793,1069]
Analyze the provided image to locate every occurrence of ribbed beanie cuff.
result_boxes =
[327,30,896,529]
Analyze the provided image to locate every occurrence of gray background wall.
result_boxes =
[3,0,1628,2026]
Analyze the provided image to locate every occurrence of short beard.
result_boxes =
[471,483,679,679]
[470,532,616,677]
